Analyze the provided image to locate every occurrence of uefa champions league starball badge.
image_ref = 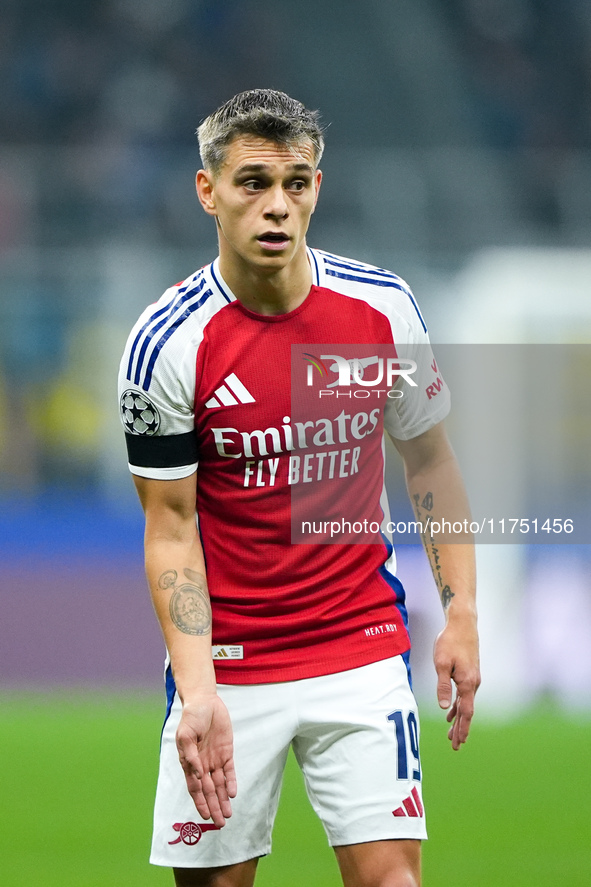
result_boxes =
[120,389,161,435]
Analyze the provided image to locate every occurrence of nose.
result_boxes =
[263,184,288,220]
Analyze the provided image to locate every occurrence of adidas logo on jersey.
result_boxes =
[205,374,255,409]
[392,787,424,818]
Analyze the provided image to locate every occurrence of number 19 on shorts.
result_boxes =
[388,710,421,781]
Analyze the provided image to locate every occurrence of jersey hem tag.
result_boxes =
[212,645,244,660]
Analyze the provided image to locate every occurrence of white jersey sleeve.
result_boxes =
[383,319,451,441]
[118,279,204,480]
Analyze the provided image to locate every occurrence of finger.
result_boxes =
[177,748,217,820]
[210,768,233,819]
[177,732,204,774]
[455,697,475,746]
[446,698,458,724]
[445,693,462,747]
[180,763,225,823]
[448,698,463,750]
[453,668,481,706]
[191,788,214,822]
[183,773,213,821]
[180,767,211,819]
[447,709,457,742]
[200,772,227,828]
[178,745,204,785]
[436,667,453,710]
[450,694,475,750]
[223,759,237,799]
[453,713,469,749]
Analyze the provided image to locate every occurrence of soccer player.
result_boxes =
[118,89,480,887]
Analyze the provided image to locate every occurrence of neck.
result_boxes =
[218,243,312,316]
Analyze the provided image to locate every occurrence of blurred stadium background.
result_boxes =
[0,1,590,884]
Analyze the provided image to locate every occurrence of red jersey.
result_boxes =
[119,249,450,683]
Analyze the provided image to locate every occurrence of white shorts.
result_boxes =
[151,655,426,868]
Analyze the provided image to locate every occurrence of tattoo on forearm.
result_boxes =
[183,567,203,584]
[441,585,455,610]
[158,569,212,636]
[413,491,455,610]
[420,492,433,512]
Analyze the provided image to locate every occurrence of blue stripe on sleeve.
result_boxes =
[325,268,428,333]
[127,273,205,382]
[126,297,176,382]
[324,255,401,281]
[141,288,214,391]
[131,277,207,386]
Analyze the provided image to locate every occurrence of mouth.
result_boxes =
[257,232,291,251]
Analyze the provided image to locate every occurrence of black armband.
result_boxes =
[124,431,198,468]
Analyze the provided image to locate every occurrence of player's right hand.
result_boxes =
[175,694,237,827]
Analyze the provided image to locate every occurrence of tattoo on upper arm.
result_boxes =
[158,569,212,636]
[413,491,455,610]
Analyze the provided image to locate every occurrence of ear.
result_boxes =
[196,169,217,216]
[311,169,323,214]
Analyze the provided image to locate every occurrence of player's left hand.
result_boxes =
[433,617,481,750]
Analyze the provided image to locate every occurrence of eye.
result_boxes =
[288,179,307,192]
[243,179,265,192]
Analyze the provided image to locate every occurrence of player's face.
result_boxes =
[196,136,322,272]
